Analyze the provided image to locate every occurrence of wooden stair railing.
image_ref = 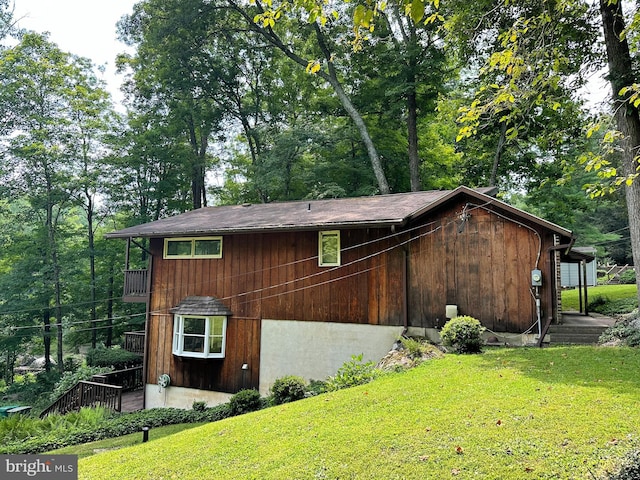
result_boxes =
[40,381,123,418]
[123,332,145,355]
[91,366,143,392]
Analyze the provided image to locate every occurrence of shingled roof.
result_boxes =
[170,296,233,316]
[105,186,571,239]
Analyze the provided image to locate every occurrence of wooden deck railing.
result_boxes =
[40,381,122,418]
[123,331,145,355]
[92,366,143,392]
[123,269,148,301]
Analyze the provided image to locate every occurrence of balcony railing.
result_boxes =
[123,331,145,355]
[92,366,144,392]
[40,381,122,418]
[123,269,148,302]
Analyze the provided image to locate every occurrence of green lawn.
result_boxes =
[78,346,640,479]
[562,284,637,312]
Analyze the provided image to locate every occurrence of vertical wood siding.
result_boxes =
[145,197,558,392]
[407,199,552,333]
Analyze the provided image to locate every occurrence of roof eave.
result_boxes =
[405,186,572,239]
[104,219,408,239]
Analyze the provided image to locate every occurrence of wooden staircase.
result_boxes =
[40,366,143,418]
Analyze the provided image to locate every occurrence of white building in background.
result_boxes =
[561,247,597,287]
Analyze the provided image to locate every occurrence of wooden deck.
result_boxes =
[121,390,144,413]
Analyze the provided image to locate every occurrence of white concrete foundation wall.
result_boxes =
[145,384,233,410]
[406,327,548,347]
[259,319,404,395]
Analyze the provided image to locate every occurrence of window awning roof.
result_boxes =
[169,296,232,316]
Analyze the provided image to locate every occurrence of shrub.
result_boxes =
[4,371,61,411]
[400,336,434,359]
[86,347,142,370]
[50,366,112,404]
[599,316,640,347]
[191,401,207,412]
[440,315,485,354]
[229,389,263,415]
[618,269,636,285]
[606,449,640,479]
[270,375,307,405]
[306,379,328,396]
[325,354,381,391]
[0,405,233,455]
[588,295,609,311]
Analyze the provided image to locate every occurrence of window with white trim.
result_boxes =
[164,237,222,259]
[319,230,340,266]
[172,315,227,359]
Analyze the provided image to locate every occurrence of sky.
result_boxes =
[12,0,137,107]
[10,1,609,113]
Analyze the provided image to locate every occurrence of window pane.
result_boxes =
[194,239,221,256]
[321,233,339,264]
[183,317,206,335]
[183,335,205,353]
[209,336,223,354]
[166,240,192,256]
[211,317,224,335]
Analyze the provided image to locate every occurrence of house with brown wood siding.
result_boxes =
[107,186,578,409]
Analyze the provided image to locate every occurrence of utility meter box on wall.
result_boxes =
[531,269,542,287]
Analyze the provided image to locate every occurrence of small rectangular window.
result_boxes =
[319,231,340,266]
[164,237,222,259]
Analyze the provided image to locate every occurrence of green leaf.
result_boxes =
[410,0,425,23]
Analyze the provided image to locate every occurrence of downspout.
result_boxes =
[402,247,409,336]
[141,248,153,410]
[537,237,576,347]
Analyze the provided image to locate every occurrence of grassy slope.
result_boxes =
[79,347,640,480]
[562,284,637,311]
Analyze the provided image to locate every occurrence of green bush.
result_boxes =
[191,401,207,412]
[270,375,307,405]
[325,354,381,391]
[400,336,436,359]
[49,366,112,404]
[440,315,485,354]
[0,405,233,455]
[599,316,640,347]
[618,269,636,285]
[606,449,640,479]
[86,347,142,370]
[229,389,263,415]
[306,379,328,396]
[3,371,61,411]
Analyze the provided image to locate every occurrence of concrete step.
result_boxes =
[548,324,608,344]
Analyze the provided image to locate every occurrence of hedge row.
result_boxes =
[0,405,231,455]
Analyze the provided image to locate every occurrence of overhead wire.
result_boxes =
[2,198,549,340]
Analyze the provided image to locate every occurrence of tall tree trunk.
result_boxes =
[43,308,51,373]
[491,122,507,187]
[600,0,640,307]
[407,88,421,192]
[46,193,64,373]
[313,24,390,194]
[228,0,390,194]
[87,196,97,349]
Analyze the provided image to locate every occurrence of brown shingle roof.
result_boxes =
[169,296,232,316]
[105,186,572,239]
